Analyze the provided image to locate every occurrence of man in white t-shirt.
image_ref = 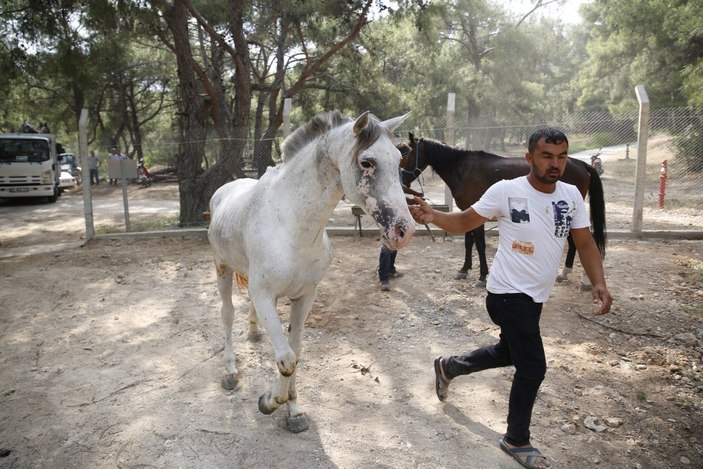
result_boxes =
[410,127,612,469]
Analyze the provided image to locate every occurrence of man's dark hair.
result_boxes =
[396,142,411,156]
[528,127,568,153]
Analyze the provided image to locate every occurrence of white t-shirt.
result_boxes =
[472,176,590,303]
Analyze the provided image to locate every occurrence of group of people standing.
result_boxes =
[86,147,127,185]
[380,128,611,469]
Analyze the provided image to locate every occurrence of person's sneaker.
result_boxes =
[434,356,451,402]
[389,271,404,278]
[379,281,391,291]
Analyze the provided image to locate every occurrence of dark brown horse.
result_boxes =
[401,133,606,287]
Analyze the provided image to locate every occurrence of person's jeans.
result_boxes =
[90,169,99,184]
[443,292,545,446]
[378,244,397,282]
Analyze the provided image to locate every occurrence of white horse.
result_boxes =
[208,110,414,432]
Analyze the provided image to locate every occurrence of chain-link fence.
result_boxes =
[88,105,703,237]
[396,106,703,233]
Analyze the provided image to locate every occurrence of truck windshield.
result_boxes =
[0,139,50,163]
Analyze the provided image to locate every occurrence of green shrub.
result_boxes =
[674,117,703,173]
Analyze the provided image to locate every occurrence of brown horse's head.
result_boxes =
[400,133,430,187]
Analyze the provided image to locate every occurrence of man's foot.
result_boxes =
[433,357,451,402]
[379,281,390,291]
[499,436,550,468]
[389,271,404,278]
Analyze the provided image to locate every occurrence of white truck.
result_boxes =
[0,133,63,203]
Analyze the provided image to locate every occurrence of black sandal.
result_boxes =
[500,436,551,468]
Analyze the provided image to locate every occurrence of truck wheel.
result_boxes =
[48,188,59,203]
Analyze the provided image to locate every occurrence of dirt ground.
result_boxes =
[0,230,701,468]
[1,167,702,468]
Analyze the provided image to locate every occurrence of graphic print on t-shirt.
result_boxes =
[552,200,574,238]
[509,197,530,223]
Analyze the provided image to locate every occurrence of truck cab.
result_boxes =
[0,133,62,203]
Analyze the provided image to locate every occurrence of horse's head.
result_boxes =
[332,112,415,250]
[400,132,429,187]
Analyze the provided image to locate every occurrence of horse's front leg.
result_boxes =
[249,292,297,416]
[216,263,238,390]
[282,291,316,433]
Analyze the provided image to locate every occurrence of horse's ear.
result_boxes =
[381,111,411,133]
[353,111,370,137]
[409,132,415,143]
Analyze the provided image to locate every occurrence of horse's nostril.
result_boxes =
[396,222,414,241]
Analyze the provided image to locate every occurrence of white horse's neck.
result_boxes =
[267,146,344,245]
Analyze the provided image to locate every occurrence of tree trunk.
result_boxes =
[162,0,210,226]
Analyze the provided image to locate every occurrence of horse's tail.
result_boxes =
[583,162,607,258]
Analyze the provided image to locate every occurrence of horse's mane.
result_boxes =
[421,138,499,173]
[283,111,391,165]
[282,110,351,162]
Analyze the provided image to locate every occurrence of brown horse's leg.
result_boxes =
[455,231,475,280]
[564,234,577,269]
[456,227,488,287]
[557,234,577,283]
[474,225,489,287]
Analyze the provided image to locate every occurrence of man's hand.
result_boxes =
[591,285,612,316]
[409,196,434,224]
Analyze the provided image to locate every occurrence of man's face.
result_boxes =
[526,138,568,185]
[400,152,409,168]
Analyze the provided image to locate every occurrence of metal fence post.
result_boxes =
[633,85,650,234]
[283,98,292,139]
[78,108,94,240]
[445,93,455,211]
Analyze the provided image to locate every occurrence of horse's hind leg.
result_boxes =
[247,303,260,342]
[556,234,592,290]
[473,225,489,288]
[282,292,316,433]
[216,263,238,390]
[455,231,474,280]
[557,234,577,283]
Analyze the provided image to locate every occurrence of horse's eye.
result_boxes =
[360,160,374,169]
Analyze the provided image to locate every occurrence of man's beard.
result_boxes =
[535,168,561,184]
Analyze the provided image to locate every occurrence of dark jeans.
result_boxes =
[443,292,546,446]
[378,244,397,282]
[90,169,99,184]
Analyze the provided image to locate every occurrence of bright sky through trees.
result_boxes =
[507,0,587,24]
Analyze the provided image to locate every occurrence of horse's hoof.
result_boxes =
[454,271,468,280]
[247,331,261,342]
[473,280,487,288]
[258,391,276,415]
[286,413,310,433]
[556,268,572,283]
[221,374,237,390]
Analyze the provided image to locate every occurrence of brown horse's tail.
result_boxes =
[583,162,607,258]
